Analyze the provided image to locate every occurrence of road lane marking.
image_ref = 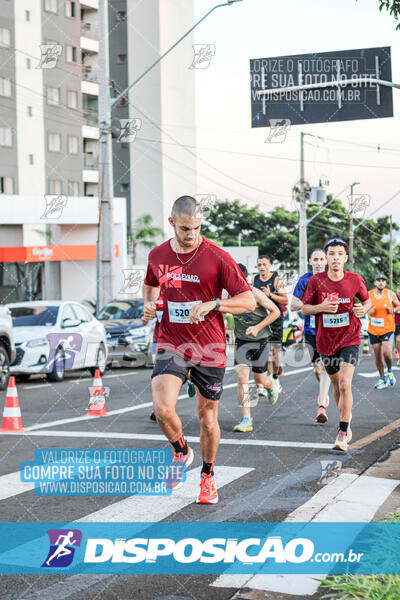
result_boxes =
[350,416,400,450]
[213,473,400,595]
[21,429,333,449]
[21,370,139,390]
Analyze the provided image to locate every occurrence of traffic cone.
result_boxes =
[86,369,108,417]
[0,376,25,432]
[362,337,371,356]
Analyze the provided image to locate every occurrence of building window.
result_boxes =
[117,54,127,64]
[65,1,76,17]
[0,28,11,47]
[27,106,33,116]
[68,181,79,196]
[0,176,13,194]
[29,154,34,165]
[47,86,60,106]
[25,10,30,21]
[68,135,79,154]
[120,183,129,193]
[48,132,61,152]
[44,0,57,13]
[26,58,31,69]
[0,127,12,147]
[0,77,11,97]
[49,179,62,194]
[117,10,126,21]
[66,45,77,63]
[67,89,78,108]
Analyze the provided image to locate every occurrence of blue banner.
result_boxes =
[0,522,399,574]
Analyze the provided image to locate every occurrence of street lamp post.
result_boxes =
[348,181,359,272]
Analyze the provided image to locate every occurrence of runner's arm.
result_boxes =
[142,284,160,323]
[270,275,288,304]
[290,295,303,311]
[389,291,400,312]
[252,287,280,328]
[353,296,371,318]
[302,298,339,315]
[188,291,256,323]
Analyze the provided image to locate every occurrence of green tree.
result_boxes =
[378,0,400,29]
[128,214,163,263]
[201,198,400,288]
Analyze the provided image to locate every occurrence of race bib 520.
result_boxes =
[322,313,350,328]
[168,300,203,323]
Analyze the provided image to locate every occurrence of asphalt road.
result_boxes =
[0,345,399,599]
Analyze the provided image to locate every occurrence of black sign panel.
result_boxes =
[250,47,393,127]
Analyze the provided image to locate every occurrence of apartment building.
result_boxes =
[0,0,126,303]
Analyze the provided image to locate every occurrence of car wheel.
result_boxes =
[47,347,65,382]
[0,343,10,391]
[90,344,106,376]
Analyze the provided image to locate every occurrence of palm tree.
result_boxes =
[128,214,163,263]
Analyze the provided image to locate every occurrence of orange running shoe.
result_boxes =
[316,405,328,423]
[196,472,218,504]
[169,446,194,490]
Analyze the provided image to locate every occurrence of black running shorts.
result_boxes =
[304,334,321,364]
[369,331,395,345]
[320,345,359,375]
[234,336,270,373]
[151,349,225,400]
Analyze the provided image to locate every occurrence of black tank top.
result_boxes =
[253,273,283,319]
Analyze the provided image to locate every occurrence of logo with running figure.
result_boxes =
[42,529,82,568]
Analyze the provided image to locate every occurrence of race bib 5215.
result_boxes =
[322,313,350,328]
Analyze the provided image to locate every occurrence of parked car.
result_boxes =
[97,300,155,368]
[7,301,108,382]
[0,305,16,390]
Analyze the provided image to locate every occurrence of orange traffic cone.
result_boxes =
[86,369,108,417]
[1,376,25,432]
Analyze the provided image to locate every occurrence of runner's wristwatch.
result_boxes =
[212,298,221,311]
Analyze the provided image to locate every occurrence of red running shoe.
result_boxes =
[196,472,218,504]
[169,446,194,490]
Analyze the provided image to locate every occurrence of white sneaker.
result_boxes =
[332,430,348,452]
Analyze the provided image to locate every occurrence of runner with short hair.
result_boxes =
[252,256,288,392]
[291,248,331,423]
[143,195,256,504]
[367,274,400,389]
[232,263,281,432]
[301,238,371,452]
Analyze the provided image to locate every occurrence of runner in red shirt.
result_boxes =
[395,285,400,366]
[301,238,371,452]
[143,195,255,504]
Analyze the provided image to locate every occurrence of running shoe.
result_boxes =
[169,446,194,490]
[315,405,328,423]
[187,381,196,397]
[332,430,348,452]
[374,377,388,390]
[149,411,156,421]
[266,379,279,405]
[275,378,283,393]
[196,472,218,504]
[387,371,396,387]
[233,417,253,432]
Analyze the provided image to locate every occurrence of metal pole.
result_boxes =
[97,0,114,309]
[389,215,393,290]
[299,131,307,275]
[349,188,354,272]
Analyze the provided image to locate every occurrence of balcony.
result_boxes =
[83,110,98,127]
[82,65,98,83]
[80,36,99,54]
[81,22,98,38]
[83,154,98,169]
[81,0,98,9]
[81,80,99,96]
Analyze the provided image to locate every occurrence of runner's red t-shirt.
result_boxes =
[396,293,400,326]
[144,237,251,367]
[301,270,369,355]
[153,297,163,341]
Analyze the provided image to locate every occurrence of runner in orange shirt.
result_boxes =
[367,274,400,389]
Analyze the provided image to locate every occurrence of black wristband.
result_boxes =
[212,298,221,311]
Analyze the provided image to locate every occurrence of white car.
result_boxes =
[7,301,108,382]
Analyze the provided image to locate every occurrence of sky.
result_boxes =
[188,0,400,226]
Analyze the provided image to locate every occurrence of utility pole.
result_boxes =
[389,214,393,290]
[348,181,359,272]
[299,132,307,276]
[97,0,114,312]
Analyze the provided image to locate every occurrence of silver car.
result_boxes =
[7,301,108,382]
[0,305,16,390]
